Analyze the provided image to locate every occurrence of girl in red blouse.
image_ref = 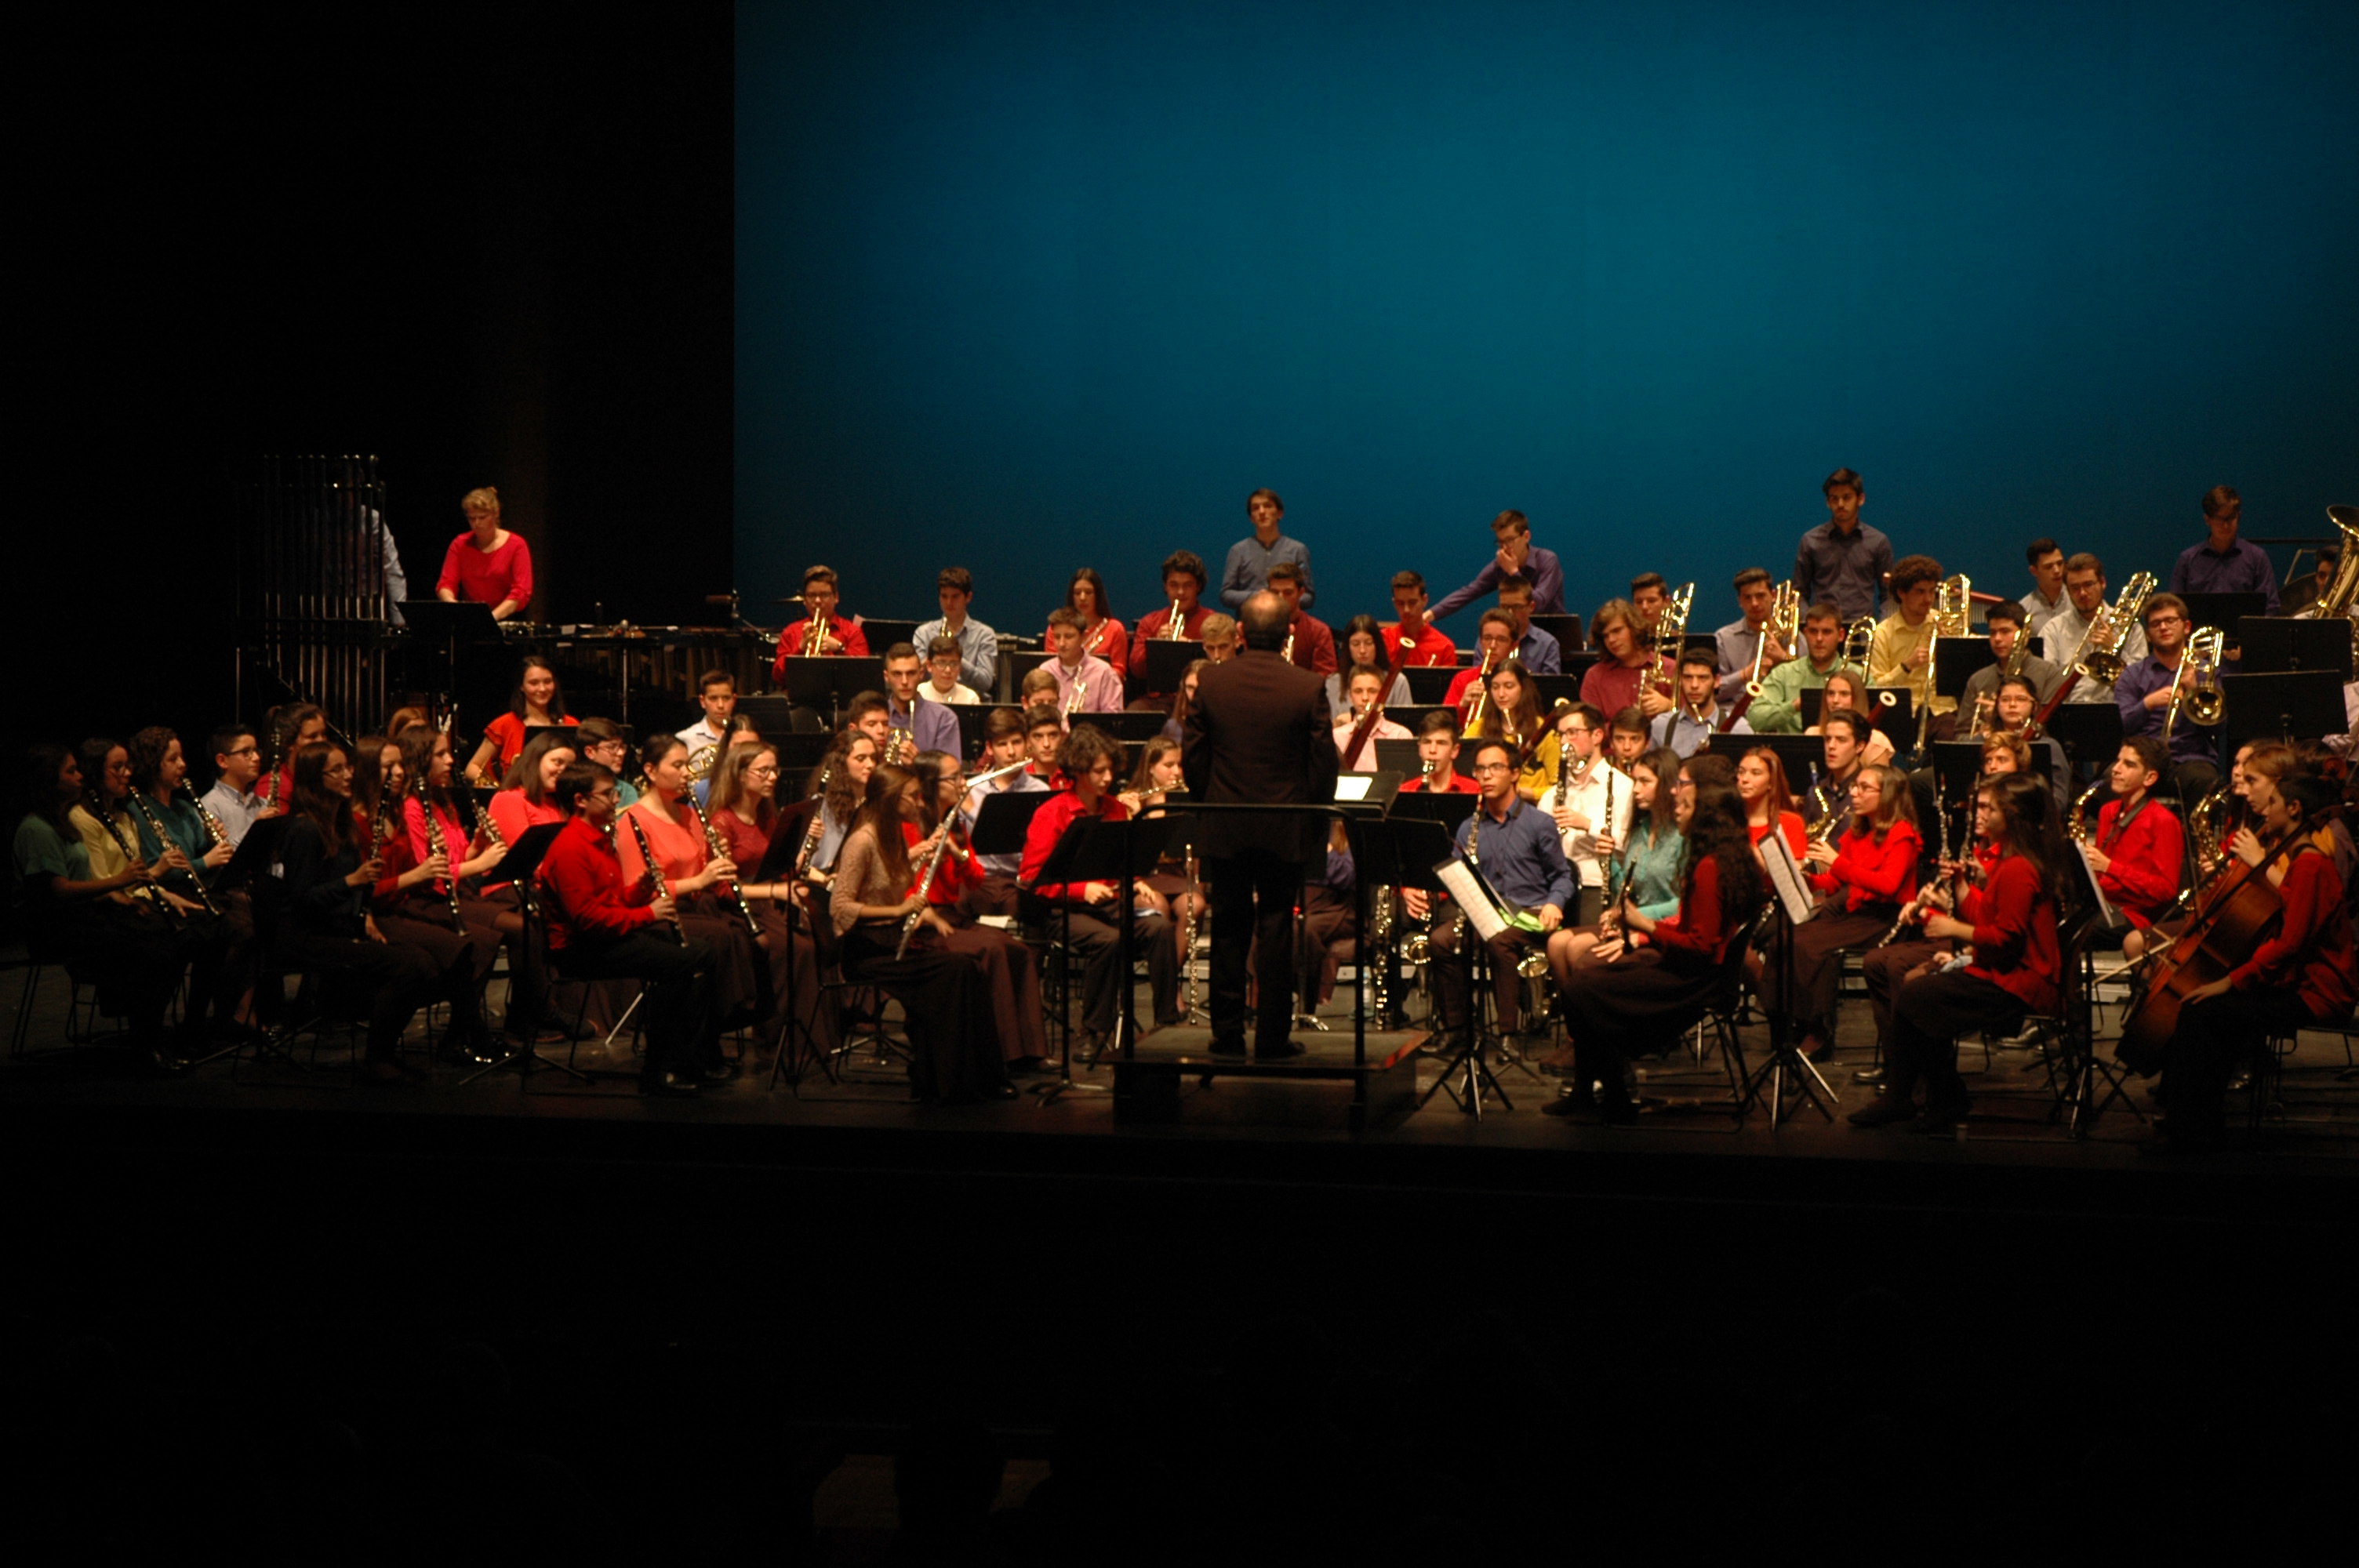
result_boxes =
[434,485,533,621]
[1768,762,1921,1062]
[1550,772,1768,1123]
[1852,772,2066,1134]
[616,735,763,1037]
[1736,746,1809,860]
[2149,768,2355,1154]
[466,656,577,782]
[1057,567,1129,677]
[704,741,839,1065]
[391,724,514,1055]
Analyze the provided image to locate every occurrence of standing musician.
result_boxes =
[1325,619,1414,715]
[1541,742,1684,1007]
[1045,608,1125,714]
[1868,554,1954,739]
[770,564,871,679]
[1445,612,1518,725]
[200,724,274,847]
[466,655,578,782]
[674,669,740,751]
[1221,487,1315,610]
[2115,592,2223,797]
[1652,648,1752,758]
[913,750,1056,1069]
[537,760,720,1097]
[1400,710,1476,794]
[1469,659,1558,801]
[1265,561,1338,676]
[1129,550,1215,673]
[1430,508,1567,622]
[1332,663,1414,771]
[2168,483,2281,615]
[1579,600,1674,723]
[1712,567,1793,709]
[1024,724,1181,1050]
[1747,601,1850,734]
[2080,736,2185,932]
[1792,466,1890,624]
[1959,603,2066,718]
[1547,769,1767,1123]
[1381,569,1459,666]
[434,486,533,622]
[1850,772,2066,1134]
[958,707,1050,917]
[1496,574,1562,674]
[1810,670,1897,767]
[2146,769,2350,1155]
[1057,567,1129,676]
[1545,701,1630,926]
[881,642,962,757]
[2019,538,2068,639]
[1767,762,1921,1062]
[2041,553,2146,706]
[614,735,764,1044]
[1421,739,1572,1041]
[911,565,1001,696]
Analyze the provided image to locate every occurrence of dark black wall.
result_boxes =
[16,9,733,755]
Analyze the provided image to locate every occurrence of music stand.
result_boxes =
[1530,674,1582,710]
[1866,687,1914,753]
[1401,666,1461,704]
[950,703,1024,761]
[774,655,885,720]
[1136,638,1200,697]
[1373,738,1420,775]
[1744,830,1837,1126]
[1934,637,1994,703]
[398,600,500,727]
[2041,702,2124,775]
[2236,616,2353,678]
[2220,671,2347,752]
[1027,812,1176,1103]
[184,816,295,1069]
[1346,813,1434,1032]
[1390,789,1478,833]
[1419,830,1535,1117]
[1756,735,1827,800]
[859,617,919,652]
[1092,710,1170,742]
[2177,592,2266,635]
[1530,612,1584,653]
[459,823,589,1087]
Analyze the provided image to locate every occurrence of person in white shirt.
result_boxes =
[1332,664,1413,770]
[674,670,739,751]
[1543,701,1633,926]
[2017,538,2067,640]
[918,635,980,705]
[2040,552,2146,706]
[911,565,1000,696]
[199,723,273,847]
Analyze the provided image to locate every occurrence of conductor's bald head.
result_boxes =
[1241,590,1291,651]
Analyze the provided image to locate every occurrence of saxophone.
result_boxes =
[2066,778,2109,844]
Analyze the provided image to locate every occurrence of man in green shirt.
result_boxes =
[1747,601,1853,733]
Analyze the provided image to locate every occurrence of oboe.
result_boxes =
[128,789,220,916]
[682,787,760,937]
[623,809,687,946]
[413,780,467,934]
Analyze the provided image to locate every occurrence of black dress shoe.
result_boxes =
[642,1073,702,1098]
[1254,1040,1308,1062]
[1539,1089,1595,1118]
[1598,1098,1641,1127]
[1208,1037,1249,1057]
[988,1082,1020,1099]
[701,1061,740,1084]
[1847,1095,1917,1127]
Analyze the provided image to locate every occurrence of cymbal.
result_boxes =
[772,594,808,606]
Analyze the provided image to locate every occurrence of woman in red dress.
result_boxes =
[1736,745,1808,859]
[466,656,577,782]
[434,485,534,622]
[615,735,763,1040]
[1056,567,1128,676]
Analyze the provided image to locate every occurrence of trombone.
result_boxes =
[2162,626,2226,747]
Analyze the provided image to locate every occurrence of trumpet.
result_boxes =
[1743,582,1801,698]
[1162,596,1187,640]
[1280,629,1296,666]
[801,603,827,657]
[2162,626,2226,745]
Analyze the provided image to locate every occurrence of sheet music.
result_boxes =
[1758,832,1817,926]
[1434,857,1510,943]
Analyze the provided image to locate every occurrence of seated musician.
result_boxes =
[701,739,838,1065]
[881,641,961,758]
[1607,705,1652,771]
[1160,660,1205,744]
[2148,769,2351,1155]
[916,749,1053,1072]
[1469,659,1558,802]
[1768,762,1920,1063]
[1498,573,1561,674]
[1017,724,1179,1049]
[1430,508,1566,623]
[1579,599,1673,723]
[801,728,880,884]
[2081,736,2184,934]
[1324,618,1413,715]
[1736,746,1808,860]
[1265,561,1337,676]
[200,724,274,847]
[1747,600,1848,733]
[770,564,871,681]
[1129,550,1215,672]
[2114,592,2223,799]
[1809,670,1896,767]
[1045,608,1123,715]
[1052,567,1127,676]
[1382,569,1458,667]
[1423,739,1572,1040]
[958,706,1049,918]
[1542,743,1683,1013]
[486,730,580,848]
[1197,613,1238,663]
[912,565,1000,697]
[1543,701,1630,927]
[466,656,580,783]
[1806,712,1872,837]
[1445,610,1518,724]
[1547,770,1767,1123]
[1401,709,1475,793]
[1851,773,2066,1134]
[1958,603,2065,717]
[538,760,720,1096]
[1868,554,1953,741]
[260,704,326,807]
[434,486,533,622]
[674,669,740,751]
[919,636,980,706]
[1019,666,1062,720]
[2043,553,2146,706]
[574,718,638,807]
[1984,676,2069,797]
[125,726,238,919]
[1296,821,1359,1012]
[1630,573,1670,640]
[1022,704,1067,777]
[616,735,764,1041]
[1711,567,1793,710]
[1333,663,1414,771]
[358,733,504,1061]
[1652,648,1752,758]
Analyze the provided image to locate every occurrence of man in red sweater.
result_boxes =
[2081,736,2184,930]
[538,762,719,1095]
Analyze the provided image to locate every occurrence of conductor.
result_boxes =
[1183,590,1339,1059]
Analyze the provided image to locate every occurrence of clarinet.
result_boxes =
[469,791,537,921]
[792,764,834,879]
[90,794,183,919]
[183,784,232,852]
[413,780,467,934]
[896,829,951,959]
[623,808,688,946]
[128,789,220,916]
[682,787,760,938]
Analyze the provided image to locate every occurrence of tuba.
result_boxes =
[2298,504,2359,624]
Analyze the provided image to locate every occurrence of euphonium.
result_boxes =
[2297,504,2359,624]
[2071,571,2156,688]
[1914,574,1972,753]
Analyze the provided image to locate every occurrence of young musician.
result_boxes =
[1791,466,1890,623]
[1807,712,1872,839]
[803,730,881,883]
[396,724,512,938]
[1852,772,2066,1134]
[1607,706,1652,771]
[1430,508,1565,622]
[1445,611,1518,724]
[261,704,327,806]
[1549,771,1768,1123]
[1220,487,1314,609]
[1332,664,1413,771]
[573,719,638,808]
[124,727,238,916]
[2147,771,2352,1154]
[674,669,740,751]
[2043,553,2146,706]
[881,642,962,757]
[1629,574,1670,638]
[1543,702,1630,926]
[770,564,871,679]
[1045,608,1124,714]
[2081,736,2185,931]
[362,735,505,1060]
[911,565,1000,695]
[2115,592,2223,794]
[1770,762,1921,1061]
[616,735,764,1043]
[465,655,579,782]
[200,724,273,847]
[1470,659,1557,801]
[1811,670,1897,767]
[1423,739,1573,1040]
[537,760,721,1096]
[1868,554,1953,735]
[1161,660,1205,745]
[1542,743,1684,1009]
[1497,574,1561,674]
[1747,601,1849,734]
[1400,710,1476,794]
[1712,567,1792,709]
[2019,538,2067,638]
[1323,618,1413,715]
[919,636,980,706]
[2168,483,2280,615]
[1021,706,1066,778]
[914,750,1053,1071]
[81,736,244,1048]
[958,708,1049,918]
[487,730,580,848]
[1381,569,1458,666]
[434,486,533,621]
[1129,550,1215,670]
[1056,567,1128,675]
[1579,599,1674,722]
[1652,648,1752,757]
[1265,561,1337,675]
[1198,614,1239,663]
[1736,746,1809,859]
[2280,541,2342,618]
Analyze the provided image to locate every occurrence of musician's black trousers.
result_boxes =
[554,931,718,1085]
[1887,969,2026,1117]
[2164,988,2323,1138]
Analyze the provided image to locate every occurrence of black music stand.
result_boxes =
[2041,702,2124,776]
[774,655,886,720]
[1866,687,1915,754]
[458,823,587,1087]
[2236,616,2353,678]
[1136,638,1200,699]
[951,703,1024,760]
[753,798,823,1089]
[1027,811,1176,1105]
[1529,674,1582,710]
[2220,671,2348,751]
[1756,735,1826,799]
[2178,592,2266,636]
[1350,815,1443,1033]
[1372,738,1420,775]
[398,600,500,731]
[1401,666,1461,704]
[1416,832,1523,1118]
[1530,612,1584,653]
[859,617,919,652]
[1743,831,1837,1126]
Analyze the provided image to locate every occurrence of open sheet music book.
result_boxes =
[1759,831,1817,927]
